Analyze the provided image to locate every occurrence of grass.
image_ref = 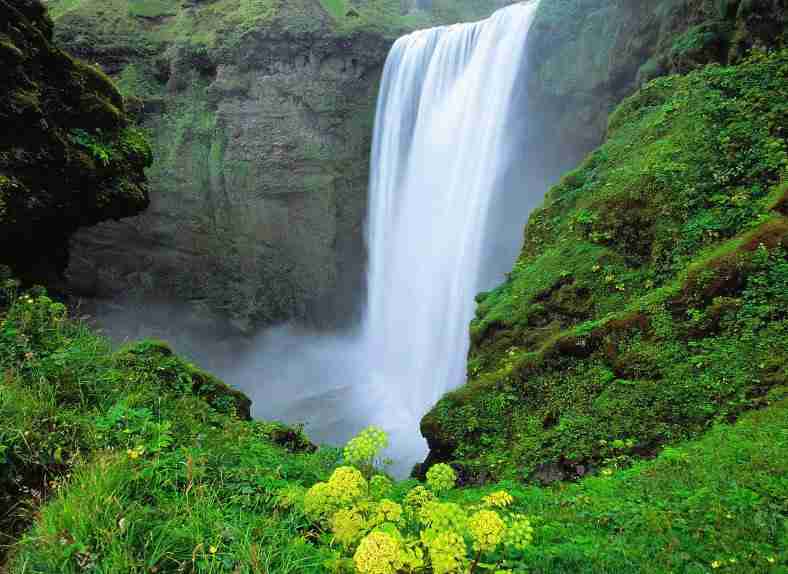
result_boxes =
[0,286,784,572]
[318,0,347,20]
[0,286,337,571]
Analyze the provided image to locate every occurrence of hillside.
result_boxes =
[422,48,788,484]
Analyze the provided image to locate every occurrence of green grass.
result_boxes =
[0,284,783,572]
[0,287,338,570]
[127,0,178,18]
[318,0,347,20]
[446,400,788,572]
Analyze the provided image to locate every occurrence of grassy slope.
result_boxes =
[422,49,788,482]
[1,287,785,573]
[0,288,337,572]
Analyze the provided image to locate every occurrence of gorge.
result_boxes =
[1,0,786,571]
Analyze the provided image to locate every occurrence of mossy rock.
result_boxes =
[0,0,152,288]
[114,339,253,420]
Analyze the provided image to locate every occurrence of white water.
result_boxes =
[228,2,542,476]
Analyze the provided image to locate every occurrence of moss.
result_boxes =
[0,0,151,285]
[423,49,788,483]
[127,0,178,19]
[114,339,253,419]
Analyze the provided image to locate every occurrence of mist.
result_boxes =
[79,2,569,479]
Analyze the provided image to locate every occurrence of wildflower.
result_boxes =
[304,481,335,520]
[344,426,388,467]
[419,502,467,532]
[711,561,721,569]
[468,509,505,552]
[372,499,403,525]
[330,507,366,546]
[483,490,514,508]
[353,531,403,574]
[424,530,466,574]
[426,463,456,494]
[403,485,434,511]
[327,466,368,505]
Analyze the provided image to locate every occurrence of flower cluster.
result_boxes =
[483,490,514,508]
[426,463,456,494]
[303,466,367,520]
[403,485,435,511]
[372,499,403,526]
[344,426,388,468]
[294,426,538,574]
[331,507,366,547]
[420,502,467,532]
[353,531,403,574]
[424,531,466,574]
[468,510,505,552]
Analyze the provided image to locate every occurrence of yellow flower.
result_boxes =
[304,481,335,521]
[330,507,366,547]
[403,485,434,511]
[468,510,505,552]
[483,490,514,508]
[426,463,456,494]
[424,530,467,574]
[344,426,388,467]
[327,466,368,505]
[305,466,369,521]
[711,560,721,569]
[372,499,403,525]
[353,531,403,574]
[419,502,467,532]
[209,546,218,555]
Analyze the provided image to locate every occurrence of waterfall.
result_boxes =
[229,1,542,476]
[356,1,540,471]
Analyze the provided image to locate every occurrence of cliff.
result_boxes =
[526,0,788,173]
[0,0,151,289]
[48,0,510,328]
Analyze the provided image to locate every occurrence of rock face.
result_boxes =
[0,0,151,289]
[48,0,509,329]
[527,0,788,172]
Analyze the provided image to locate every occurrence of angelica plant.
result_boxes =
[294,427,536,574]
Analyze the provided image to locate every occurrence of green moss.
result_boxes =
[423,49,788,482]
[127,0,178,18]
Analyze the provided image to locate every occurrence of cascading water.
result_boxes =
[228,1,542,476]
[359,1,540,467]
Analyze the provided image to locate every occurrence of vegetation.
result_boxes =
[422,48,788,482]
[0,287,783,573]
